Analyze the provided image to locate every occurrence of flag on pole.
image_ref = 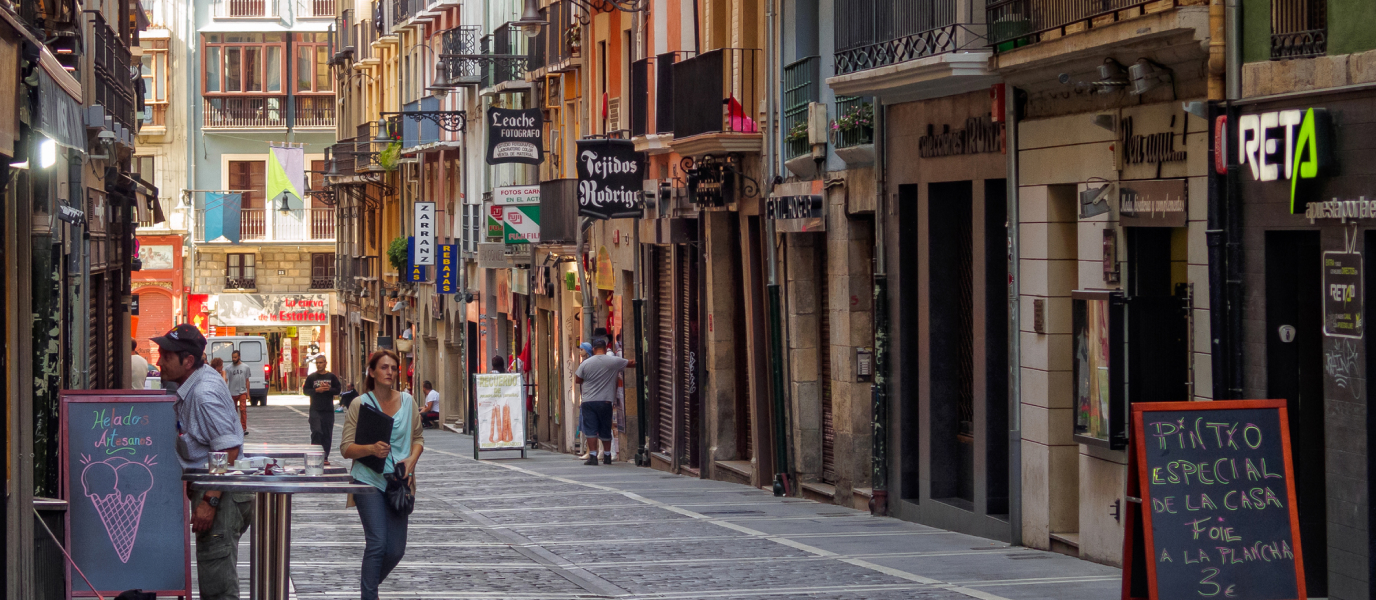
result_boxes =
[267,144,305,211]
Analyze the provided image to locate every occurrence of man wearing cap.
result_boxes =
[574,337,635,465]
[154,324,252,600]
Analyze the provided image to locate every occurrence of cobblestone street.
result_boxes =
[210,404,1120,600]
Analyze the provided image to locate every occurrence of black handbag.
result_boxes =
[383,462,415,516]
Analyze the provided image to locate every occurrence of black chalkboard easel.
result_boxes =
[61,390,191,598]
[1123,400,1307,600]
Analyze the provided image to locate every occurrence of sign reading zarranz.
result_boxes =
[1238,107,1333,214]
[486,107,544,165]
[576,139,645,220]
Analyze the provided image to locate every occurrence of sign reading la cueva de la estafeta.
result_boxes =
[211,294,330,326]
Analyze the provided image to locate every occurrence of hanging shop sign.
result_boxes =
[413,201,436,265]
[486,201,504,239]
[1118,179,1187,227]
[406,236,427,282]
[437,244,459,294]
[477,242,507,269]
[211,294,329,326]
[576,138,645,219]
[917,116,1003,158]
[1120,115,1187,165]
[1323,251,1363,339]
[486,107,544,165]
[495,185,541,244]
[1238,108,1333,214]
[765,194,826,233]
[34,66,86,153]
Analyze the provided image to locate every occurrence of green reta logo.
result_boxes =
[1290,108,1323,214]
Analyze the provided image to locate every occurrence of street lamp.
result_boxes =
[512,0,547,39]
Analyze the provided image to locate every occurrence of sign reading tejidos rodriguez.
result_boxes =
[576,139,645,220]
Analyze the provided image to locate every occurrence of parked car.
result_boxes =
[207,336,270,406]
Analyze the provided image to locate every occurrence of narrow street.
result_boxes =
[212,403,1120,600]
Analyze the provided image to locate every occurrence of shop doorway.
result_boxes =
[898,183,920,502]
[929,180,975,506]
[1264,230,1327,598]
[1125,227,1190,403]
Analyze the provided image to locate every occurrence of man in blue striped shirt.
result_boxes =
[154,324,251,600]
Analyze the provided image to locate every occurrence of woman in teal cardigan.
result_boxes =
[340,349,424,600]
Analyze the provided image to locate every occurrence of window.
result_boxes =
[202,33,285,94]
[310,159,327,207]
[140,39,169,126]
[228,160,266,208]
[311,253,335,289]
[226,253,257,288]
[132,155,155,181]
[293,33,333,93]
[1272,0,1327,58]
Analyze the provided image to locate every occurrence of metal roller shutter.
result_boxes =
[820,249,836,484]
[136,292,174,366]
[89,274,100,388]
[682,245,700,469]
[654,247,674,454]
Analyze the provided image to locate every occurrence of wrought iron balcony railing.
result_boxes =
[631,57,650,137]
[835,0,986,71]
[987,0,1152,49]
[833,96,874,149]
[440,25,483,84]
[482,24,528,89]
[782,56,819,160]
[195,208,337,242]
[203,95,287,128]
[655,51,694,135]
[672,48,762,139]
[295,95,336,128]
[1271,0,1326,58]
[226,276,258,289]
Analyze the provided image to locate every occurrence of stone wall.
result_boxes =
[193,246,334,294]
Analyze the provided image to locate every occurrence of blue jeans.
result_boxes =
[353,485,407,600]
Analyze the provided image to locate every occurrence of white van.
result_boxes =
[208,336,270,406]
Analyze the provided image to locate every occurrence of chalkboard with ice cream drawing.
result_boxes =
[61,391,191,597]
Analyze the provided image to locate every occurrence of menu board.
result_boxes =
[61,391,190,597]
[1130,400,1305,600]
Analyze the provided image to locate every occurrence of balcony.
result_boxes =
[91,13,137,132]
[309,0,335,18]
[195,207,337,242]
[481,24,529,90]
[440,25,482,85]
[204,96,287,129]
[1271,0,1326,58]
[671,48,763,156]
[782,56,819,161]
[987,0,1194,53]
[311,275,335,289]
[226,276,258,290]
[826,0,993,101]
[213,0,279,18]
[524,0,576,74]
[295,95,336,128]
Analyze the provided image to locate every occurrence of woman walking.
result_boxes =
[340,349,424,600]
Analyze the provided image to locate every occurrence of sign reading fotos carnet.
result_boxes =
[486,107,544,165]
[473,373,525,452]
[576,139,645,220]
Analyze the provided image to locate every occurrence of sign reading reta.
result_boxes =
[1238,107,1333,214]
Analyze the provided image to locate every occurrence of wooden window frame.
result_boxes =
[226,253,257,288]
[200,34,286,95]
[293,33,334,94]
[141,39,169,121]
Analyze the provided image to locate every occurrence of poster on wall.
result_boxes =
[473,373,526,455]
[210,294,329,326]
[138,245,175,271]
[1323,251,1363,338]
[576,139,645,220]
[485,107,544,165]
[1072,290,1125,448]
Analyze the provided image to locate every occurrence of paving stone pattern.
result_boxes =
[196,405,1120,599]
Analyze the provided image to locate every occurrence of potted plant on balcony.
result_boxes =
[377,140,402,172]
[831,102,876,165]
[566,25,582,57]
[783,120,820,178]
[387,237,408,276]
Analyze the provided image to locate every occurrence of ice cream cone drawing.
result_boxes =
[80,455,156,563]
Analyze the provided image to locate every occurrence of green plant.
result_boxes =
[377,141,402,172]
[831,102,874,134]
[387,237,408,273]
[784,120,809,144]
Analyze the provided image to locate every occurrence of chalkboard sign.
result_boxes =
[1131,400,1305,600]
[61,391,190,597]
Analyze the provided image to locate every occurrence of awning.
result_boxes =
[33,66,86,154]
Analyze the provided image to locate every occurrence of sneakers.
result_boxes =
[584,454,599,466]
[602,453,612,465]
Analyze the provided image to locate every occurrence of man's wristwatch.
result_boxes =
[204,495,221,508]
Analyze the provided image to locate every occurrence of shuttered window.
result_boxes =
[228,160,266,208]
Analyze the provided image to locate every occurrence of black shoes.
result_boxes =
[602,454,612,465]
[584,454,599,466]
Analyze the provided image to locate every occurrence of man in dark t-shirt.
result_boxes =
[301,355,342,463]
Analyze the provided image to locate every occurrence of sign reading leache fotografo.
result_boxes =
[486,107,544,165]
[577,139,645,219]
[211,294,329,326]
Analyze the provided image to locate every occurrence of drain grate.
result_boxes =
[699,510,767,516]
[1006,553,1054,560]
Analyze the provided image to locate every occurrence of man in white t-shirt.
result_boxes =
[130,338,149,390]
[421,380,440,428]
